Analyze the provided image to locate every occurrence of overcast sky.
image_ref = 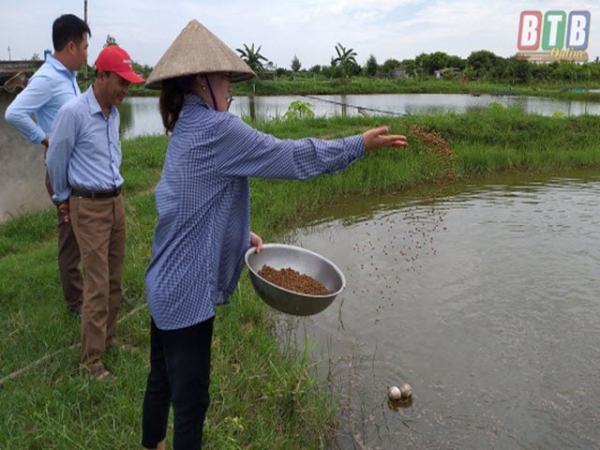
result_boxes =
[2,0,599,69]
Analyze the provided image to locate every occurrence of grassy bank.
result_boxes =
[129,77,600,102]
[2,107,600,449]
[244,78,600,102]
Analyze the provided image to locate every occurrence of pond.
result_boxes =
[3,91,600,219]
[278,171,600,449]
[3,86,600,448]
[0,94,49,221]
[118,93,600,139]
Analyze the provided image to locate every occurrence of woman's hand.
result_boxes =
[250,231,263,254]
[362,126,409,152]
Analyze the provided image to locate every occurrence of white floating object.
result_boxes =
[400,383,412,399]
[388,386,402,401]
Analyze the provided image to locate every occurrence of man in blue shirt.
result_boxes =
[5,14,90,316]
[46,44,144,381]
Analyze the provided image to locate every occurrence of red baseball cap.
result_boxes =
[95,45,145,84]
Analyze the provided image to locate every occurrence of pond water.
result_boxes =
[118,93,600,139]
[3,86,600,448]
[3,91,600,219]
[0,95,49,221]
[278,172,600,450]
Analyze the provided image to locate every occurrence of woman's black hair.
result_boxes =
[159,75,196,133]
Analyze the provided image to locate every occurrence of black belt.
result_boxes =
[71,186,122,199]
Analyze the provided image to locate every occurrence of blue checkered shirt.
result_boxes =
[146,95,364,330]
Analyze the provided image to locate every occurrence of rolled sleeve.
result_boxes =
[4,76,53,144]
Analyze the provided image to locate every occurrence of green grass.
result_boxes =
[127,77,600,103]
[2,106,600,449]
[228,77,600,102]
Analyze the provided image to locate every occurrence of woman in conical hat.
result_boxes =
[141,20,408,450]
[145,19,256,130]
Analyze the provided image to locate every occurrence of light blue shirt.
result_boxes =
[4,55,80,144]
[46,87,123,203]
[146,95,364,330]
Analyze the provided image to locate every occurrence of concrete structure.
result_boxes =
[0,60,43,86]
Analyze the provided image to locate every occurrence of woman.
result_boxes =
[141,20,409,450]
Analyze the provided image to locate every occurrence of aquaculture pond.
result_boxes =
[280,171,600,449]
[117,93,600,139]
[3,92,600,219]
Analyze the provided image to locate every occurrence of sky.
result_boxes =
[2,0,600,70]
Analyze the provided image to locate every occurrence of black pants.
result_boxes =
[45,171,83,312]
[142,317,214,449]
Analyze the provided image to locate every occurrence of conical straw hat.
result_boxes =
[146,20,255,89]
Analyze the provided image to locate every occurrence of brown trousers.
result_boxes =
[45,172,83,311]
[70,193,126,367]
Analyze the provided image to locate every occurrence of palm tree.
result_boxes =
[331,43,358,83]
[236,43,269,76]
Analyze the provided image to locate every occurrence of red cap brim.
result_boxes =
[118,70,145,84]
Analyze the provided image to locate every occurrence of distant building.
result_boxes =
[434,67,461,79]
[376,65,410,80]
[392,66,409,79]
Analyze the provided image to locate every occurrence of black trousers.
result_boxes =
[45,171,83,312]
[142,317,214,449]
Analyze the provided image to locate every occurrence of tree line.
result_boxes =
[236,42,600,85]
[61,35,600,86]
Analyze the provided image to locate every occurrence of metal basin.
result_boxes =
[244,243,345,316]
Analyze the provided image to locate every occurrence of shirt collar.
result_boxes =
[186,94,211,110]
[84,86,117,118]
[46,54,78,79]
